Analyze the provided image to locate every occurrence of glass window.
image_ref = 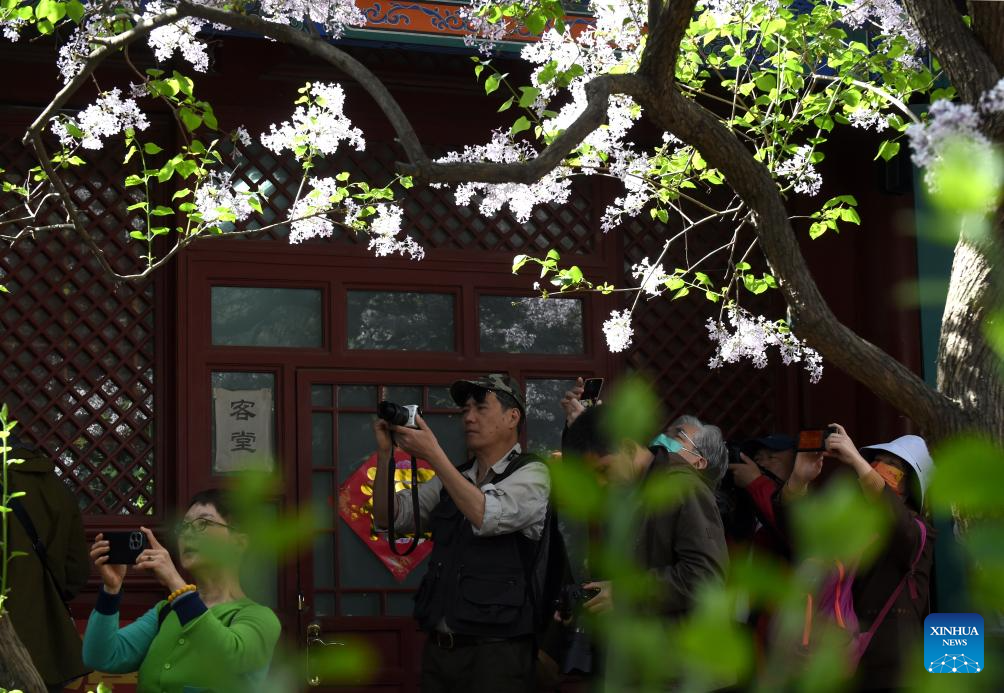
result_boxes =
[212,287,323,347]
[480,296,583,354]
[525,379,577,455]
[347,291,454,351]
[211,371,276,473]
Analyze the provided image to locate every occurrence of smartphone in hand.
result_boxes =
[796,426,837,453]
[581,378,604,407]
[104,530,149,564]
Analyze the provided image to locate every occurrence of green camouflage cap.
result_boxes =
[450,373,526,415]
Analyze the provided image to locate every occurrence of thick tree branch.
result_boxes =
[902,0,1002,137]
[640,85,970,438]
[177,2,428,166]
[640,0,699,82]
[398,73,646,184]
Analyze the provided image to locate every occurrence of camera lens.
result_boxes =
[377,401,410,426]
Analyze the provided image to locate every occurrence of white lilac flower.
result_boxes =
[837,0,924,53]
[848,107,889,132]
[367,205,425,260]
[906,100,987,176]
[194,172,254,226]
[775,145,822,196]
[602,309,634,353]
[235,126,252,147]
[706,306,823,383]
[52,89,150,150]
[143,1,215,73]
[979,77,1004,114]
[439,130,571,224]
[259,0,366,39]
[262,82,365,158]
[631,257,668,297]
[459,0,536,53]
[1,17,27,42]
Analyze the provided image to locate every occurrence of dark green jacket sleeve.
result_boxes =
[643,480,729,615]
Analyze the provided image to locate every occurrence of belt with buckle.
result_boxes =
[430,632,510,650]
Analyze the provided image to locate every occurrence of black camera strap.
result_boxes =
[385,434,422,556]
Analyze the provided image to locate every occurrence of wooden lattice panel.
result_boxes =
[0,135,156,514]
[224,142,596,254]
[620,215,781,441]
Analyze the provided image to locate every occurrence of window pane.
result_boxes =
[526,379,577,455]
[211,372,275,473]
[480,296,583,354]
[347,291,454,351]
[212,287,322,347]
[312,413,334,468]
[311,385,333,407]
[341,593,380,617]
[338,413,379,479]
[428,387,456,410]
[339,385,376,408]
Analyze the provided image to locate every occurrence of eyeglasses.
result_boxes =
[675,429,704,458]
[175,517,230,536]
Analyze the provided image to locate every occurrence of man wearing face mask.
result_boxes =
[563,409,729,619]
[784,424,935,690]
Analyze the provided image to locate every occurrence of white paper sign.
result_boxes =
[213,387,274,472]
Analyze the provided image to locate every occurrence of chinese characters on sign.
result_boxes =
[213,387,274,472]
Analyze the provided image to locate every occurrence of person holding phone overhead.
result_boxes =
[82,489,280,693]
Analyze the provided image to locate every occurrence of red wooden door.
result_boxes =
[296,368,482,691]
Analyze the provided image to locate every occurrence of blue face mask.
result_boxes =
[649,434,683,453]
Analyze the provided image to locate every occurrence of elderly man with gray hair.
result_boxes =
[560,390,729,620]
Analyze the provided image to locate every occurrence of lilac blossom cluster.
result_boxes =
[631,257,669,297]
[706,307,823,383]
[287,177,347,243]
[521,1,645,159]
[367,206,425,260]
[1,15,26,42]
[601,133,681,231]
[836,0,924,61]
[438,130,571,223]
[261,82,365,158]
[775,145,822,196]
[906,78,1004,186]
[602,309,634,353]
[458,0,537,54]
[194,171,255,226]
[258,0,366,40]
[50,88,149,150]
[142,1,230,74]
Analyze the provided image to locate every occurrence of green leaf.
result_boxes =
[511,116,532,136]
[143,142,163,155]
[172,188,192,200]
[203,110,218,130]
[484,73,502,95]
[518,86,541,108]
[150,205,174,217]
[124,174,144,187]
[497,96,514,113]
[179,108,202,132]
[792,477,892,564]
[672,286,690,299]
[129,230,148,240]
[66,0,85,23]
[548,457,606,521]
[875,140,900,161]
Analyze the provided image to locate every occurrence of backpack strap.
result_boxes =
[2,482,74,609]
[862,517,928,642]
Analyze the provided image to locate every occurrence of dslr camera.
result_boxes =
[377,401,422,429]
[555,583,602,622]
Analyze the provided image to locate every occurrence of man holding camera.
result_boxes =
[371,374,550,693]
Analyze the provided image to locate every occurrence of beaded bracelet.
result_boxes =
[167,584,197,603]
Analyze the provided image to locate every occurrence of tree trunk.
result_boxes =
[0,611,46,692]
[935,200,1004,443]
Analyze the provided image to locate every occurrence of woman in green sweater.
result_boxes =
[83,489,281,693]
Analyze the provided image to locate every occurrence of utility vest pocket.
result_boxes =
[454,572,526,626]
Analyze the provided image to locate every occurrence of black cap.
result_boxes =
[450,373,526,415]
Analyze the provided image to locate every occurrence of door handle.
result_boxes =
[307,623,346,687]
[307,622,346,647]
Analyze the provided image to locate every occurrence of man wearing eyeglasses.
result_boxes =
[562,408,729,619]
